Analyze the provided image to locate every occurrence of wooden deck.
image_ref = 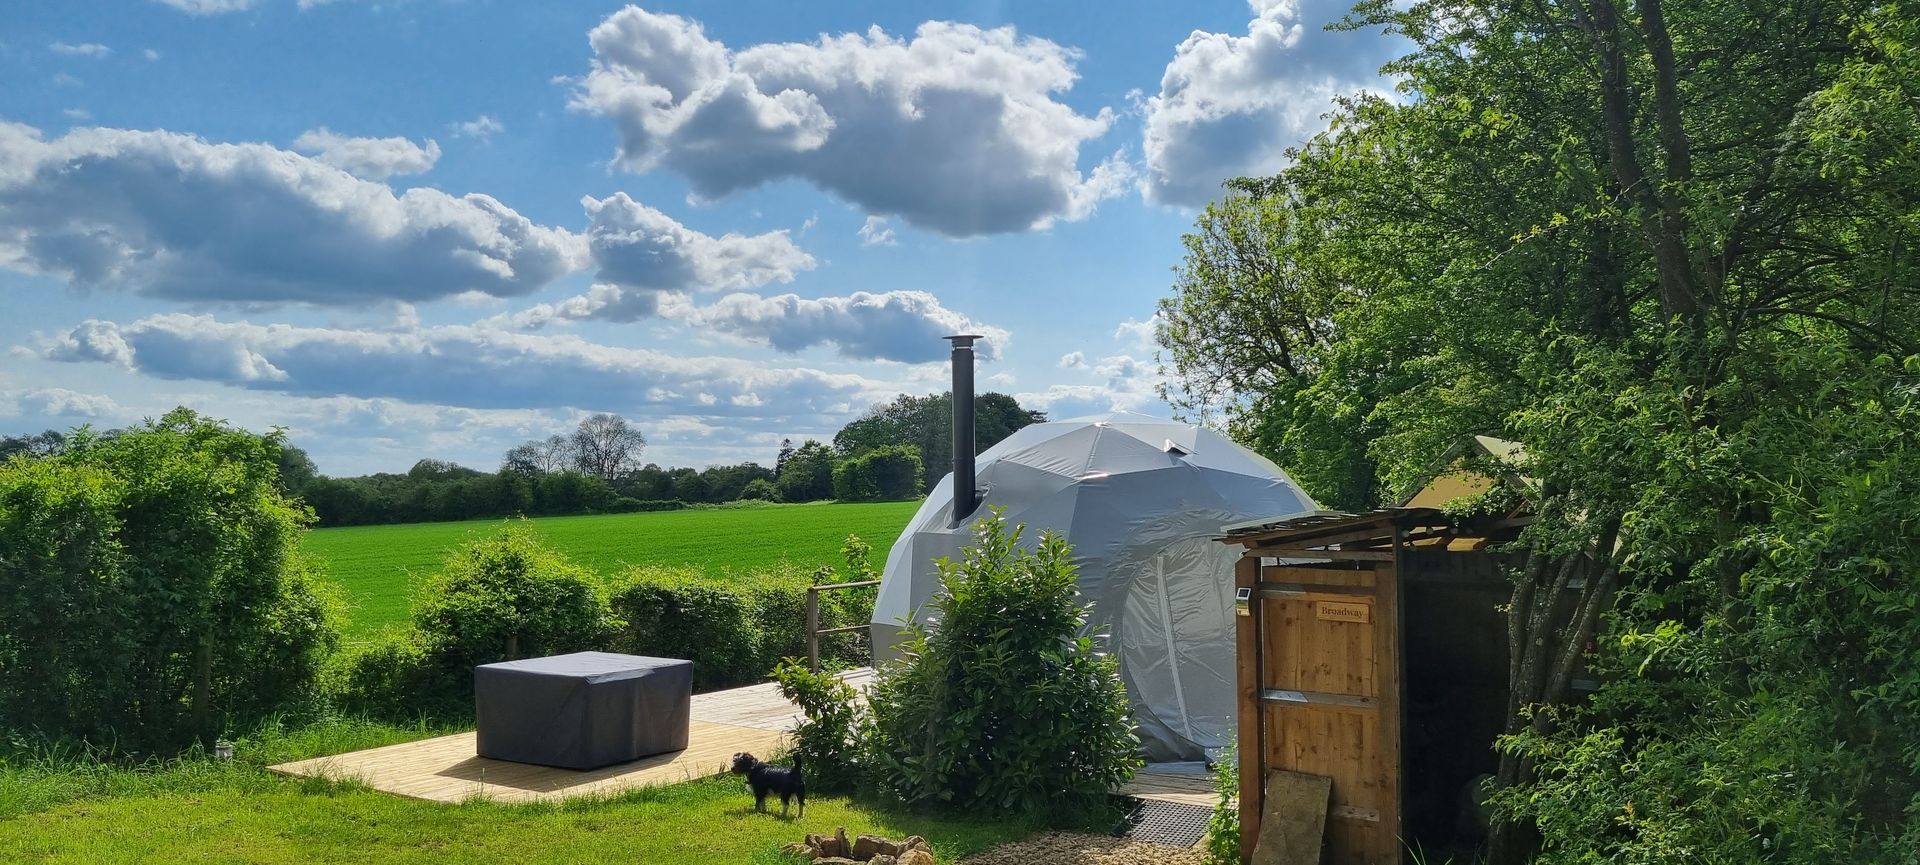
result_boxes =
[271,668,875,804]
[272,666,1217,809]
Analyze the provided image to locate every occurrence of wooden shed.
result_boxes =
[1221,502,1530,864]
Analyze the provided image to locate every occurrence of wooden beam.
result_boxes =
[1235,553,1263,865]
[1259,689,1377,710]
[1268,549,1393,561]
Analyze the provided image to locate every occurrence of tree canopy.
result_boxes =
[1160,0,1920,860]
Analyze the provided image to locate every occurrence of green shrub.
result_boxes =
[771,659,864,792]
[413,523,619,672]
[864,510,1139,815]
[1204,746,1239,865]
[609,568,761,690]
[328,637,459,720]
[0,409,338,751]
[738,478,778,501]
[608,564,869,691]
[831,445,923,502]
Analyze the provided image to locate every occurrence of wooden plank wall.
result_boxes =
[1238,555,1403,864]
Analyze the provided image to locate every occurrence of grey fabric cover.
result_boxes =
[474,651,692,770]
[872,411,1316,762]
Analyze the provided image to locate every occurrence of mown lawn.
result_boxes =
[302,501,919,640]
[0,719,1034,865]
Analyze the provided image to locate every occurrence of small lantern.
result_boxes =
[213,739,235,761]
[1234,586,1253,617]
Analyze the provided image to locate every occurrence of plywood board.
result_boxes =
[1251,770,1331,865]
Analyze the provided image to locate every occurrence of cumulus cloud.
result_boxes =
[293,127,441,179]
[1114,313,1164,351]
[11,387,121,418]
[1017,352,1165,418]
[50,42,111,58]
[150,0,257,13]
[670,289,1007,363]
[1140,0,1403,205]
[43,314,883,419]
[856,216,896,247]
[572,6,1127,236]
[0,121,582,306]
[450,114,504,141]
[493,193,816,329]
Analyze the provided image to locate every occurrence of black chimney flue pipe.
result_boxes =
[945,334,983,523]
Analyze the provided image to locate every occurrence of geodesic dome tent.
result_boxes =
[871,410,1316,762]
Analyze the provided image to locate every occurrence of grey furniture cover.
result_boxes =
[474,651,692,770]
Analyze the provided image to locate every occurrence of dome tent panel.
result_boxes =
[872,411,1316,761]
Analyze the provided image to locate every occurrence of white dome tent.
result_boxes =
[871,410,1316,761]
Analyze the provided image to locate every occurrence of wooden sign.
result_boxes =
[1315,601,1371,624]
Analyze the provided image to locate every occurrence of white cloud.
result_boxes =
[1140,0,1402,205]
[1114,313,1164,351]
[150,0,257,14]
[670,289,1008,363]
[494,193,816,329]
[450,114,504,141]
[143,49,162,61]
[293,127,441,179]
[572,6,1126,237]
[9,387,122,419]
[1059,350,1085,368]
[0,121,582,306]
[42,313,887,421]
[49,42,111,58]
[856,216,897,247]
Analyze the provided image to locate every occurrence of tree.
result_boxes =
[833,392,1045,490]
[569,414,646,482]
[0,409,337,750]
[774,440,835,503]
[0,429,71,461]
[1158,0,1920,860]
[502,434,575,476]
[274,440,318,493]
[832,445,923,502]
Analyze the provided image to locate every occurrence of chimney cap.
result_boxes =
[943,334,985,346]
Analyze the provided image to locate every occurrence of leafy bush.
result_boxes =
[738,477,778,501]
[608,564,869,691]
[864,510,1139,815]
[1204,747,1239,865]
[771,659,864,792]
[334,525,618,717]
[0,409,338,751]
[413,523,619,671]
[831,445,924,502]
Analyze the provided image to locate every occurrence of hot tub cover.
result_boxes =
[474,651,692,770]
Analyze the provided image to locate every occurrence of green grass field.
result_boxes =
[0,719,1036,865]
[302,501,919,640]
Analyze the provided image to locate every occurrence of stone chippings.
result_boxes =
[956,831,1208,865]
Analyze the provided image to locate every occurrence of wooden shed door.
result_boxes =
[1239,560,1401,864]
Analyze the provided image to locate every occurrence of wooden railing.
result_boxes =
[804,579,881,672]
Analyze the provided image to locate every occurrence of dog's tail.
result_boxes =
[791,754,804,779]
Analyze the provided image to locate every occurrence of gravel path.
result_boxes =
[959,832,1208,865]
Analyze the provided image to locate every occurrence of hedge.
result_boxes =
[609,565,873,691]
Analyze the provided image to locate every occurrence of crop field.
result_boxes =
[302,501,919,640]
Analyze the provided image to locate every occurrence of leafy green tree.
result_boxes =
[864,511,1139,816]
[774,439,836,502]
[0,409,337,750]
[831,445,923,502]
[1158,0,1920,860]
[833,392,1044,491]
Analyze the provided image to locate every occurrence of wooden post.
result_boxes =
[1236,553,1263,864]
[805,586,821,672]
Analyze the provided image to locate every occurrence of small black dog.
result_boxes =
[729,751,805,817]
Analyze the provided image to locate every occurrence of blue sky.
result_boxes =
[0,0,1401,475]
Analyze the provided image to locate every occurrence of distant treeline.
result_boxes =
[0,392,1046,528]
